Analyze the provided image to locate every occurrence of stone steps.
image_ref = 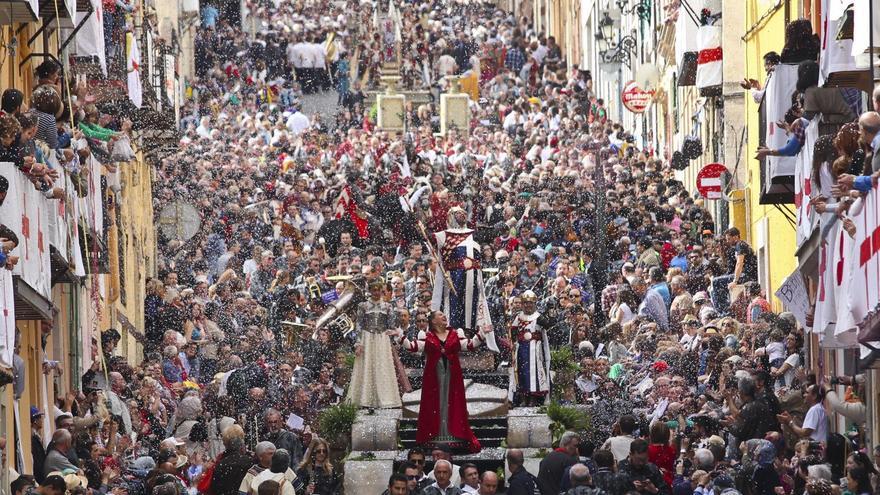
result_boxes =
[397,416,509,452]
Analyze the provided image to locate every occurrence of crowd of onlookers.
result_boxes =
[3,1,880,495]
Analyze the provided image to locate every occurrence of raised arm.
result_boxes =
[393,329,426,354]
[459,328,485,351]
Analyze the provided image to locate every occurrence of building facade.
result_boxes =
[0,0,174,485]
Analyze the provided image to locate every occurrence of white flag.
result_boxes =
[695,25,722,89]
[127,33,143,108]
[75,0,106,75]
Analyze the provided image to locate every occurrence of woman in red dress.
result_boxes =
[395,311,488,453]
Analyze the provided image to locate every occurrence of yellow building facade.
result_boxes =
[742,0,800,311]
[0,12,162,487]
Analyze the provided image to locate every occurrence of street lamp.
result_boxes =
[595,12,638,70]
[615,0,652,21]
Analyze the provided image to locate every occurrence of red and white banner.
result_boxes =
[695,25,722,89]
[0,163,51,300]
[795,120,819,248]
[0,269,14,368]
[127,33,143,108]
[806,188,880,347]
[75,0,106,75]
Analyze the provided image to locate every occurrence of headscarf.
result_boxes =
[743,438,776,467]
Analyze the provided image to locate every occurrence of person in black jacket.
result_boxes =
[726,376,771,444]
[211,427,254,495]
[591,449,633,495]
[31,407,46,484]
[506,449,538,495]
[537,431,580,495]
[617,440,670,495]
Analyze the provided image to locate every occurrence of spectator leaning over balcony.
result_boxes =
[0,114,56,192]
[102,0,133,62]
[34,60,62,95]
[1,89,24,116]
[30,85,63,151]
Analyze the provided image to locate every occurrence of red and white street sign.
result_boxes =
[696,162,728,200]
[621,80,654,113]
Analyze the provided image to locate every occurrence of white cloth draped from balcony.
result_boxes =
[852,0,880,58]
[819,0,869,85]
[795,120,819,248]
[764,64,800,181]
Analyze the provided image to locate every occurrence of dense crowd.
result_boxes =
[3,1,880,495]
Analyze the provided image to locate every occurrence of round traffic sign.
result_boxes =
[696,163,728,200]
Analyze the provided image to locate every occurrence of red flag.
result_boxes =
[334,186,369,239]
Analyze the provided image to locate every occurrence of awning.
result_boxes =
[37,0,73,25]
[13,276,54,320]
[0,0,38,24]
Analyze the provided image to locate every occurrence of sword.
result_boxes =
[415,219,458,297]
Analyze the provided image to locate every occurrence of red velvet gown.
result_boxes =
[407,328,482,453]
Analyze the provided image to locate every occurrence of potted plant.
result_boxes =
[550,347,580,400]
[546,401,591,447]
[317,402,359,458]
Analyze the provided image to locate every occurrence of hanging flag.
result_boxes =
[333,185,369,238]
[127,33,143,108]
[695,25,722,89]
[76,0,106,75]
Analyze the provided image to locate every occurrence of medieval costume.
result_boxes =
[431,207,499,352]
[398,312,487,453]
[347,281,401,408]
[509,291,551,405]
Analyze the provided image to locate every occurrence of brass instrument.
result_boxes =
[280,320,310,347]
[314,277,365,339]
[305,276,322,299]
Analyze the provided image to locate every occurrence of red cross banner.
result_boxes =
[0,163,52,299]
[0,269,13,368]
[128,33,143,108]
[795,120,819,248]
[695,25,722,89]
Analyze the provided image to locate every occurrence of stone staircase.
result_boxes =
[398,415,509,452]
[343,354,553,494]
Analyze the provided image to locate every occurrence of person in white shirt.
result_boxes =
[436,49,458,78]
[531,40,548,66]
[311,37,328,91]
[291,37,309,92]
[778,384,828,443]
[601,414,636,462]
[286,105,311,135]
[286,37,301,72]
[459,464,479,494]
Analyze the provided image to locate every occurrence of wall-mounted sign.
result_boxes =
[621,80,654,113]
